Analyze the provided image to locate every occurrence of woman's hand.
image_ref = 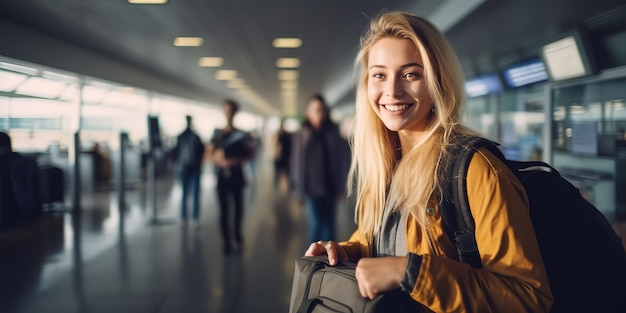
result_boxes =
[355,256,408,299]
[304,240,348,266]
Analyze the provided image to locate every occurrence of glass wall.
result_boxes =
[465,95,497,141]
[551,74,626,219]
[0,57,234,153]
[463,71,626,220]
[498,85,546,161]
[464,83,546,162]
[0,55,262,196]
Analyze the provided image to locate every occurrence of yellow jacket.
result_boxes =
[340,148,554,313]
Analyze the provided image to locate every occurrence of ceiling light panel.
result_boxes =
[198,57,224,67]
[276,58,301,68]
[281,89,297,97]
[173,37,204,47]
[128,0,168,4]
[280,81,298,90]
[215,70,237,80]
[272,38,302,48]
[277,70,299,81]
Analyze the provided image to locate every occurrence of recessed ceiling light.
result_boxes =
[173,37,204,47]
[128,0,168,4]
[198,57,224,67]
[273,38,302,48]
[281,89,297,97]
[276,58,300,68]
[277,70,299,81]
[215,70,237,80]
[280,81,298,90]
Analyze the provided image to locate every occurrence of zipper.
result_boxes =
[302,261,325,299]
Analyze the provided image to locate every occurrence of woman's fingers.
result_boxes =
[304,241,325,257]
[323,241,346,265]
[303,241,347,266]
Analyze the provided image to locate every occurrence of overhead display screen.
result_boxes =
[541,34,594,81]
[465,74,503,98]
[502,59,548,88]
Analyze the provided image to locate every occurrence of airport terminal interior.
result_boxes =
[0,142,360,312]
[0,141,624,313]
[1,0,626,312]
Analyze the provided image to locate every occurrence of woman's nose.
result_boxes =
[385,77,404,97]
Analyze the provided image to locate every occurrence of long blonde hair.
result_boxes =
[348,11,475,242]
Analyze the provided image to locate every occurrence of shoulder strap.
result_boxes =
[441,136,502,269]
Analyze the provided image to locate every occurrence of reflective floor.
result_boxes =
[0,145,357,313]
[2,144,626,313]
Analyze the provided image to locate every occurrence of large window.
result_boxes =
[464,83,546,162]
[0,56,228,153]
[551,76,626,219]
[553,78,626,157]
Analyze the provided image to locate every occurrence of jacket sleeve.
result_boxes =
[338,229,371,262]
[403,148,554,313]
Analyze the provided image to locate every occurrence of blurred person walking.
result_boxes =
[173,115,206,228]
[290,94,351,243]
[207,99,256,254]
[273,118,292,189]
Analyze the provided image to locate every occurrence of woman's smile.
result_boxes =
[381,102,414,113]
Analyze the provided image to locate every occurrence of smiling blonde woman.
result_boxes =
[304,11,553,313]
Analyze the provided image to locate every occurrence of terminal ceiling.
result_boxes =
[0,0,623,117]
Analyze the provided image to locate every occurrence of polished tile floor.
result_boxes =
[0,146,357,313]
[2,145,626,313]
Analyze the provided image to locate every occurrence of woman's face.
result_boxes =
[307,98,326,129]
[367,37,433,135]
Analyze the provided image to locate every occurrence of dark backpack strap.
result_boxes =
[441,136,501,269]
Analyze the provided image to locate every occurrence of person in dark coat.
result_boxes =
[290,94,351,243]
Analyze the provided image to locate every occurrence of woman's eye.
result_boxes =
[404,72,418,79]
[372,73,384,79]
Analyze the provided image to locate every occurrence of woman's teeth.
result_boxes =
[385,104,409,112]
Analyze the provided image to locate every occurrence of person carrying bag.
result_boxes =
[293,11,554,313]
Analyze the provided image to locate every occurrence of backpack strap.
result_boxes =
[441,136,502,269]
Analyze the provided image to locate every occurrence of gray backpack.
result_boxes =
[289,255,423,313]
